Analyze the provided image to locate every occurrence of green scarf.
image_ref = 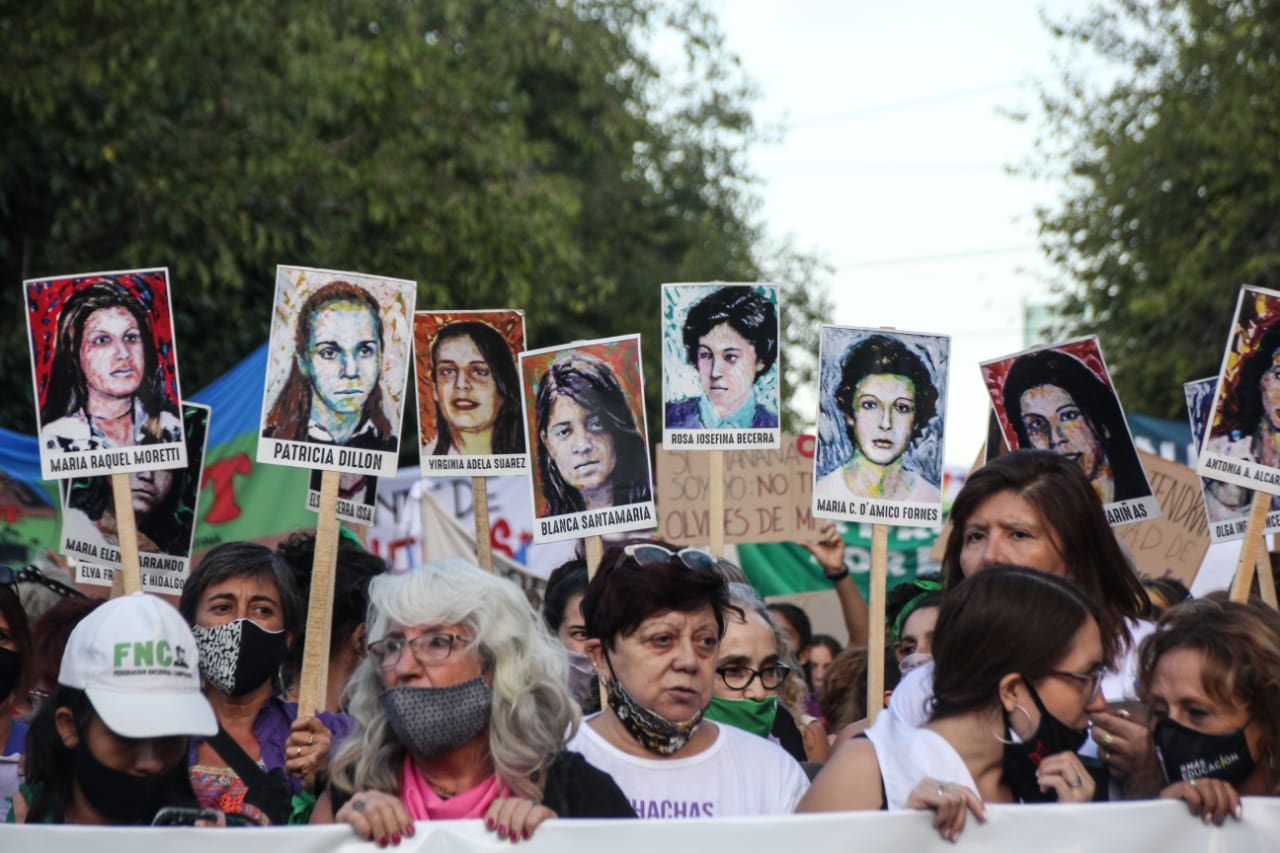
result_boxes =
[704,696,778,738]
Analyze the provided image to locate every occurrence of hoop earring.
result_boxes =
[992,704,1034,745]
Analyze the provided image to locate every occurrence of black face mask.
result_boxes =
[0,646,20,704]
[193,618,289,696]
[1001,675,1089,803]
[73,740,192,825]
[1154,717,1257,787]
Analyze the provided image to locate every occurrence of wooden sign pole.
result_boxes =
[297,469,340,719]
[585,534,606,710]
[1256,542,1278,608]
[109,473,143,595]
[472,477,493,571]
[1230,490,1271,602]
[866,523,889,723]
[708,450,725,558]
[585,535,603,579]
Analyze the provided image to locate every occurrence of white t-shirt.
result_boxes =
[566,716,810,818]
[885,618,1156,732]
[865,711,978,810]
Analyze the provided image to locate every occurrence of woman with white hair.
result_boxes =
[313,560,634,845]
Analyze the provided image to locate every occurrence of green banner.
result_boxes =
[738,521,941,599]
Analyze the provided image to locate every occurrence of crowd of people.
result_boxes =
[2,448,1279,842]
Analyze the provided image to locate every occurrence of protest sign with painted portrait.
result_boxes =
[813,326,948,529]
[982,336,1160,526]
[1196,285,1280,499]
[520,335,656,544]
[661,283,781,451]
[63,402,210,593]
[26,268,187,480]
[413,310,528,477]
[258,265,415,478]
[306,468,378,527]
[1184,377,1280,543]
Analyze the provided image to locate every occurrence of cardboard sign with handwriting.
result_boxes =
[656,434,820,544]
[1114,451,1208,588]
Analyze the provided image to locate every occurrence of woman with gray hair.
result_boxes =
[705,583,829,763]
[313,560,634,845]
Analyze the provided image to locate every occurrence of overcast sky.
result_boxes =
[709,0,1088,467]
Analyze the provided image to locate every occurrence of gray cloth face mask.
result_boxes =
[382,678,493,758]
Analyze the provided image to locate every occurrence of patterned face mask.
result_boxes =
[383,678,493,758]
[193,618,288,696]
[605,674,703,756]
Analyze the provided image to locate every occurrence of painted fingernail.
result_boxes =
[523,829,531,840]
[498,826,508,839]
[406,824,416,837]
[379,839,388,849]
[392,835,400,845]
[486,818,495,830]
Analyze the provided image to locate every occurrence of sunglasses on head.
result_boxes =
[2,565,86,599]
[613,544,717,574]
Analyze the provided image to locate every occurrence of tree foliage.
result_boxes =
[1030,0,1280,418]
[0,0,830,454]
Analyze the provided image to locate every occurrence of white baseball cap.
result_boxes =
[59,592,217,738]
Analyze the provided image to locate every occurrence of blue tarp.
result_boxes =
[0,343,271,503]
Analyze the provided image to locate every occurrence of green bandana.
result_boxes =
[704,695,778,738]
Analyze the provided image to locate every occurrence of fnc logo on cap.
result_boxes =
[113,639,192,676]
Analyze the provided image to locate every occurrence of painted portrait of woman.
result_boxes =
[530,348,652,518]
[63,402,209,560]
[664,285,779,431]
[815,330,945,505]
[1207,319,1280,469]
[421,317,525,457]
[262,281,396,451]
[34,278,182,454]
[998,347,1148,505]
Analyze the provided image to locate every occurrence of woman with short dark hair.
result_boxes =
[179,541,354,825]
[816,333,941,503]
[567,541,809,817]
[666,287,779,429]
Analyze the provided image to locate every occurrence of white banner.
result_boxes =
[2,800,1278,851]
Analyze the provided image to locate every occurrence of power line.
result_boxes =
[833,244,1040,270]
[785,79,1031,130]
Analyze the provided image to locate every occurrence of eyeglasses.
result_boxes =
[367,632,466,670]
[716,663,792,691]
[1046,668,1105,702]
[614,544,716,574]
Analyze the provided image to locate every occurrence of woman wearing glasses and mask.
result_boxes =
[800,566,1108,842]
[568,542,810,817]
[704,582,829,764]
[315,560,633,846]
